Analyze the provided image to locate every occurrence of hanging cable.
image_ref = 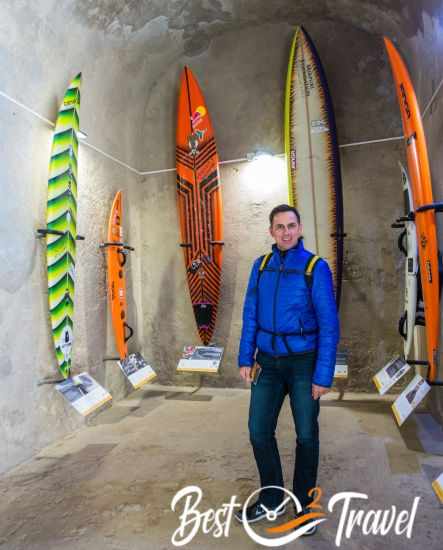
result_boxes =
[422,75,443,118]
[1,78,442,177]
[339,136,403,149]
[0,90,55,127]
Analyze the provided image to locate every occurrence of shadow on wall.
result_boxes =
[124,186,143,355]
[125,249,140,355]
[126,281,140,354]
[36,237,57,379]
[76,209,107,376]
[151,257,178,382]
[209,229,241,388]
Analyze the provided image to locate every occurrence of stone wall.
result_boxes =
[1,0,442,473]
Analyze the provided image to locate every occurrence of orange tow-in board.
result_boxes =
[384,37,439,382]
[176,66,223,345]
[106,190,128,360]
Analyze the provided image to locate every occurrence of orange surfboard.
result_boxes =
[384,37,439,382]
[103,191,134,360]
[176,66,223,345]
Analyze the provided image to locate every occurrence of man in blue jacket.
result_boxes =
[235,204,339,534]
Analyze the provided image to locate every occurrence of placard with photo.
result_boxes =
[373,356,411,395]
[391,374,431,426]
[177,346,223,374]
[56,372,112,416]
[118,353,157,389]
[334,349,348,379]
[431,472,443,504]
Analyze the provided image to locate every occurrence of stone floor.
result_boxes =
[0,385,442,549]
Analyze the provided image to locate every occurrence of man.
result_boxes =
[235,204,339,535]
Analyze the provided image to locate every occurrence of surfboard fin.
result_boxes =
[398,313,407,340]
[124,323,134,343]
[397,230,407,256]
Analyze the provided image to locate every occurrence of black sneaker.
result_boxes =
[235,501,286,524]
[294,507,317,535]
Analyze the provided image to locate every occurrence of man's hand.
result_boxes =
[312,383,329,400]
[239,366,253,383]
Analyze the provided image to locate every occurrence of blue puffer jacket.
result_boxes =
[238,240,340,387]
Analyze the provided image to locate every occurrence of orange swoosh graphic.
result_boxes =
[266,512,326,534]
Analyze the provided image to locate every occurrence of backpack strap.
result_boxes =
[255,252,273,288]
[257,252,321,288]
[304,254,321,289]
[259,252,273,273]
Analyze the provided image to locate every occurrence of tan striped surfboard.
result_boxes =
[285,27,344,307]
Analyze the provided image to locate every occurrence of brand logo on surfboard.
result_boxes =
[400,84,411,119]
[187,129,207,156]
[191,106,207,127]
[304,62,315,92]
[188,134,200,156]
[59,327,73,362]
[297,58,315,97]
[425,260,432,283]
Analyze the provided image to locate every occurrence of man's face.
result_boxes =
[269,211,303,251]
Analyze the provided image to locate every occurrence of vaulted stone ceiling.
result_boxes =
[72,0,437,56]
[3,1,440,167]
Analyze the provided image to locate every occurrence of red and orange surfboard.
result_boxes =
[104,191,133,360]
[176,66,223,345]
[384,37,439,382]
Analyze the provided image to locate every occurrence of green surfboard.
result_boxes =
[46,73,81,378]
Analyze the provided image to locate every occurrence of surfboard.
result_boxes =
[44,73,81,379]
[385,37,439,382]
[176,66,223,345]
[397,163,419,359]
[285,26,344,308]
[103,190,132,360]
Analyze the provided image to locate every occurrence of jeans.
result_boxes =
[248,350,320,508]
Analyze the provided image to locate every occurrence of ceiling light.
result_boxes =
[246,151,274,162]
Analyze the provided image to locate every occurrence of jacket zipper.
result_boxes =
[299,316,305,339]
[272,253,284,351]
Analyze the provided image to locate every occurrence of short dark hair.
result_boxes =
[269,204,301,226]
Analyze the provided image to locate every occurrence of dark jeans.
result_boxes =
[248,350,320,508]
